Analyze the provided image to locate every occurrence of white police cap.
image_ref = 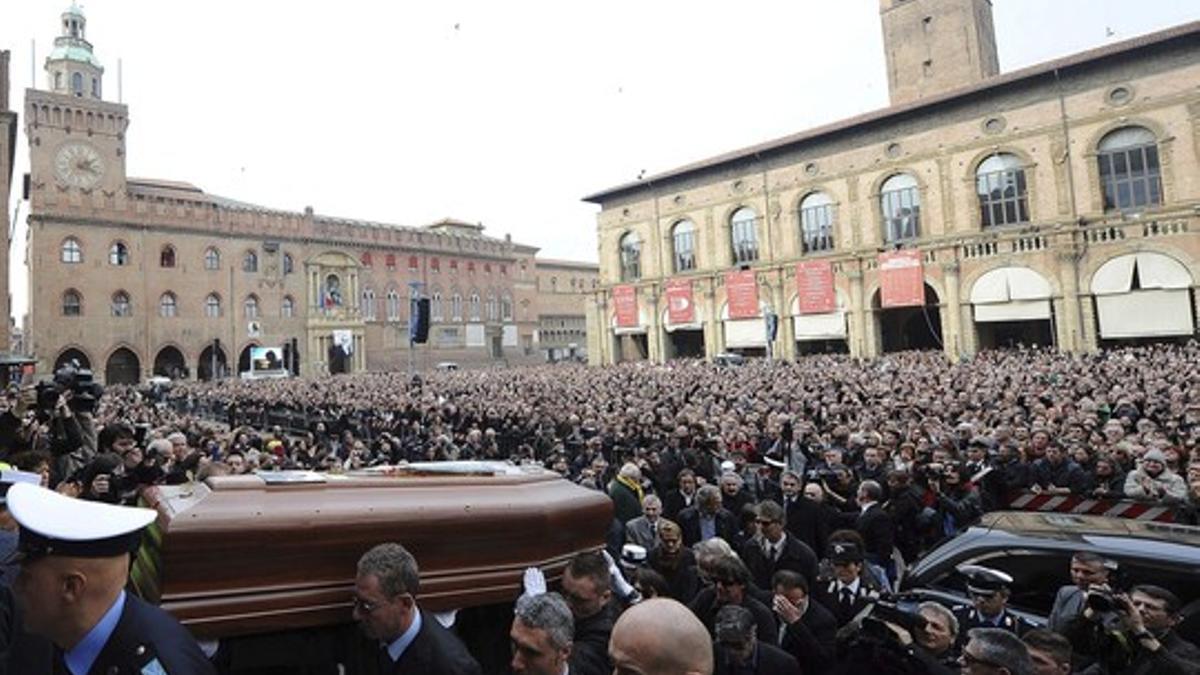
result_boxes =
[7,482,156,559]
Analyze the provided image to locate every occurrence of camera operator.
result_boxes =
[1060,584,1200,674]
[926,462,982,542]
[1047,552,1114,632]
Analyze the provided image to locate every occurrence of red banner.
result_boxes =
[879,251,925,308]
[795,260,837,314]
[725,270,760,319]
[613,285,638,328]
[665,279,695,325]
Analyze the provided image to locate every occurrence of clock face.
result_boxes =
[54,142,105,189]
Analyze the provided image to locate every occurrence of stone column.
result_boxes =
[941,260,964,360]
[847,269,867,359]
[646,287,664,363]
[779,267,797,361]
[1056,248,1087,352]
[704,278,722,357]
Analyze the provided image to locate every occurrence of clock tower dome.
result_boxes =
[26,3,128,203]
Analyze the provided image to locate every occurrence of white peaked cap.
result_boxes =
[7,483,157,558]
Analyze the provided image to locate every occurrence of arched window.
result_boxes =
[672,220,697,272]
[452,293,463,321]
[386,289,400,321]
[619,232,641,281]
[205,293,221,318]
[71,72,83,96]
[281,295,295,318]
[159,292,178,318]
[880,174,920,243]
[501,295,513,321]
[361,288,376,321]
[469,293,481,321]
[204,247,221,270]
[61,237,83,263]
[242,250,258,273]
[160,245,176,268]
[431,292,443,321]
[243,294,259,319]
[1097,126,1161,212]
[282,253,294,275]
[799,192,835,253]
[111,291,131,317]
[976,154,1029,227]
[361,252,373,267]
[62,289,82,316]
[108,241,129,266]
[486,294,497,321]
[730,207,759,265]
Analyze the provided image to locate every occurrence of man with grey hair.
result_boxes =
[353,542,481,674]
[914,601,960,673]
[712,605,799,675]
[960,627,1033,675]
[609,462,645,524]
[511,592,573,675]
[625,494,663,550]
[678,485,737,547]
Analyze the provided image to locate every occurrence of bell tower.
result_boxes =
[26,3,128,203]
[880,0,1000,106]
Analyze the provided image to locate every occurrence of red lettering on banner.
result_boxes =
[725,270,760,319]
[795,260,837,314]
[665,279,695,325]
[879,251,926,308]
[613,285,638,328]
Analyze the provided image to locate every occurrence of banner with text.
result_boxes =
[613,285,639,328]
[879,250,926,308]
[795,260,837,314]
[665,279,696,325]
[725,270,760,319]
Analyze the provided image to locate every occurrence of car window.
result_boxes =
[929,551,1067,616]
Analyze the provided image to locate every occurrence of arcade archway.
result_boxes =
[197,344,228,381]
[153,346,187,379]
[54,348,91,372]
[104,347,141,385]
[873,283,943,353]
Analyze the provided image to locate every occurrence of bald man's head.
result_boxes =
[609,598,713,675]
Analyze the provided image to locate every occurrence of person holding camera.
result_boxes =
[1047,552,1113,633]
[1060,584,1200,674]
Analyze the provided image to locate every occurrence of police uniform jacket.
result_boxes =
[811,574,881,628]
[67,593,215,675]
[951,606,1033,647]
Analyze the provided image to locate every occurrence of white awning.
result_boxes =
[724,319,767,347]
[970,266,1052,304]
[1136,252,1191,290]
[1096,289,1194,338]
[793,312,847,340]
[974,299,1051,322]
[1091,253,1192,295]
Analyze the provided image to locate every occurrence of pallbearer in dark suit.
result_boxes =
[353,542,482,675]
[6,482,215,675]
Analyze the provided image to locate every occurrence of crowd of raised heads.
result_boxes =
[1,343,1197,523]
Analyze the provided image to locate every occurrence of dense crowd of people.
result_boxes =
[1,343,1200,673]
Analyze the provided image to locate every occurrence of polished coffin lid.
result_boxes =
[133,462,613,639]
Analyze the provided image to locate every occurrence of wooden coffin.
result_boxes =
[132,462,613,639]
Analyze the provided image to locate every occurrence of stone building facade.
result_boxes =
[584,0,1200,366]
[1,50,14,356]
[21,6,592,383]
[532,259,599,362]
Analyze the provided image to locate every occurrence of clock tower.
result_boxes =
[26,3,127,205]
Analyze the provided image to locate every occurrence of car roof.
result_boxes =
[910,512,1200,579]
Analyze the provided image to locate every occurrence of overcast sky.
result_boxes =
[3,1,1197,320]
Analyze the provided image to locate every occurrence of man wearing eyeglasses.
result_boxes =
[740,501,818,591]
[959,627,1033,675]
[952,566,1034,650]
[352,542,481,675]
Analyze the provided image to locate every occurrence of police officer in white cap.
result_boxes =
[952,564,1034,649]
[6,482,215,674]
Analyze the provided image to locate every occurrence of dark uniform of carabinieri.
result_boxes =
[951,564,1035,649]
[6,482,216,675]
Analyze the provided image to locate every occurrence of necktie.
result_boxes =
[378,645,394,673]
[841,587,854,612]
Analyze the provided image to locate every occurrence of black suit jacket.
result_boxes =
[856,503,895,562]
[384,611,482,675]
[687,589,778,646]
[662,489,696,521]
[811,578,880,628]
[714,641,800,675]
[678,506,739,547]
[740,535,819,589]
[779,599,837,675]
[82,593,215,675]
[781,497,828,557]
